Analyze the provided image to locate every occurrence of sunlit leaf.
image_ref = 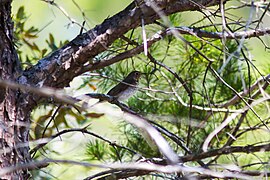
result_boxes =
[16,6,25,19]
[84,112,104,118]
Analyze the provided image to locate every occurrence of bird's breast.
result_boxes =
[117,86,138,101]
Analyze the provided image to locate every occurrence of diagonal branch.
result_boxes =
[182,143,270,162]
[22,0,227,107]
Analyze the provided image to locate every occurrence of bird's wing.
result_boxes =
[107,82,129,97]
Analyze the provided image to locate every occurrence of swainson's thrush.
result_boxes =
[107,71,142,101]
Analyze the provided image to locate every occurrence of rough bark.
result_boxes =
[0,1,31,179]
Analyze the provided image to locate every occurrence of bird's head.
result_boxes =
[123,71,144,83]
[131,71,141,81]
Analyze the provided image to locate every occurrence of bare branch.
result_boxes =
[217,73,270,108]
[30,127,139,157]
[0,79,79,108]
[172,26,270,39]
[182,143,270,163]
[203,96,270,152]
[0,158,254,179]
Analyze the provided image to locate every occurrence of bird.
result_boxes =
[79,71,142,110]
[106,71,142,101]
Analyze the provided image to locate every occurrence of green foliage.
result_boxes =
[32,106,86,139]
[13,6,69,69]
[86,138,136,162]
[86,140,107,161]
[82,19,265,169]
[168,13,183,27]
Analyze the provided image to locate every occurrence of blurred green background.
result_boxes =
[12,0,131,51]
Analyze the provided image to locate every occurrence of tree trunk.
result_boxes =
[0,1,31,179]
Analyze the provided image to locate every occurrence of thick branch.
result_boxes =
[23,0,225,106]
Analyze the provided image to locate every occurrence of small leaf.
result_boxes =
[54,107,69,128]
[16,6,25,19]
[84,113,104,118]
[41,49,48,57]
[27,26,38,33]
[34,109,53,139]
[24,32,38,39]
[49,33,55,44]
[87,83,97,91]
[31,43,40,51]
